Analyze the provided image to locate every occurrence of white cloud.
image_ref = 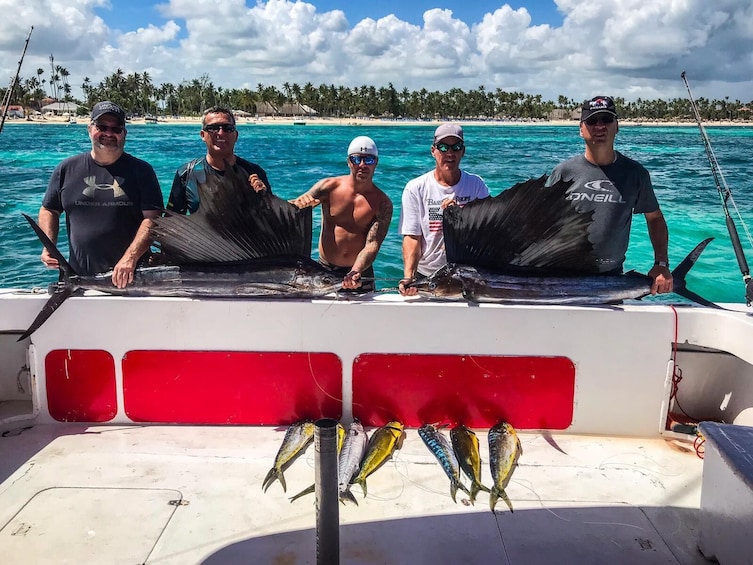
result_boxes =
[1,0,752,102]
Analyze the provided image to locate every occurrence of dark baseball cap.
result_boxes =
[580,96,617,122]
[91,101,126,125]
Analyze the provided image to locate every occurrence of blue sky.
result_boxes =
[2,1,752,102]
[98,1,564,34]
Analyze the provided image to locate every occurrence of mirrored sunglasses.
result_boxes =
[584,115,615,126]
[203,123,236,133]
[435,142,464,153]
[349,155,377,166]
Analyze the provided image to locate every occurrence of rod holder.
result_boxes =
[315,418,339,565]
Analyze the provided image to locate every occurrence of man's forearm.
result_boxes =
[38,206,60,244]
[402,236,421,278]
[646,212,669,263]
[121,218,156,264]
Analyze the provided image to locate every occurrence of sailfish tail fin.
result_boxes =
[671,238,722,308]
[22,213,77,281]
[18,214,79,341]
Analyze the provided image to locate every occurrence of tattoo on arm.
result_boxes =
[351,197,393,273]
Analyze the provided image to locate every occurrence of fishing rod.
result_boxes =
[0,26,33,135]
[681,71,753,306]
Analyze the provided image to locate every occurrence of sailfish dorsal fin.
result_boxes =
[151,162,312,263]
[443,176,599,274]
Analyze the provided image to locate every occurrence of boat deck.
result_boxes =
[0,424,708,564]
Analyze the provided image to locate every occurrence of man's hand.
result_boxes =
[248,174,267,193]
[41,250,59,269]
[398,277,417,296]
[290,193,320,209]
[111,257,137,289]
[648,265,673,294]
[343,270,362,290]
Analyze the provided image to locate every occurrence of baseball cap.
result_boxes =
[434,123,464,144]
[580,96,617,122]
[91,101,126,126]
[347,136,378,157]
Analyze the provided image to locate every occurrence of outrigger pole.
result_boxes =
[0,26,33,135]
[681,71,753,306]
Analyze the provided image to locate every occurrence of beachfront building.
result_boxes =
[40,101,81,116]
[254,101,317,118]
[4,105,24,118]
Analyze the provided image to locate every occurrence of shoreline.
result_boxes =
[5,116,753,127]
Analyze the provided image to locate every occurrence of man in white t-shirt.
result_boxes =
[398,123,490,295]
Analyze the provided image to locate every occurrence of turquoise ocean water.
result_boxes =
[1,121,752,304]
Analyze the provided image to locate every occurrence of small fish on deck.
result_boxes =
[288,422,346,503]
[262,420,315,493]
[450,424,490,506]
[488,421,522,513]
[338,420,368,505]
[418,423,471,503]
[351,421,405,498]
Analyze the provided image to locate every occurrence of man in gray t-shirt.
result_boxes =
[548,96,673,295]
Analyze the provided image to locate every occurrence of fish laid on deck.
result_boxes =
[338,420,368,505]
[450,424,490,505]
[418,423,471,503]
[351,421,405,498]
[488,421,522,513]
[19,163,341,340]
[288,422,346,503]
[262,420,315,493]
[408,176,716,307]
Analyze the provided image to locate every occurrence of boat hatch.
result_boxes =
[0,487,181,563]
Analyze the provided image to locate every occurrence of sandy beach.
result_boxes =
[6,115,753,127]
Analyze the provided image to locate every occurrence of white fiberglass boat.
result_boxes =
[1,291,752,564]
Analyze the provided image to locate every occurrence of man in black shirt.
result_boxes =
[167,106,271,214]
[39,101,163,287]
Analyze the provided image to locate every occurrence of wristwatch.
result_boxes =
[654,260,669,268]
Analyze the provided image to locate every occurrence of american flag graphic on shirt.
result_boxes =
[429,207,443,232]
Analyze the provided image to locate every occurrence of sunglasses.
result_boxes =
[584,115,615,126]
[435,142,464,153]
[203,123,236,133]
[349,155,377,166]
[93,123,124,134]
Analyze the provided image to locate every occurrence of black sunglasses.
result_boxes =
[93,123,124,134]
[435,142,464,153]
[584,115,615,126]
[203,123,236,133]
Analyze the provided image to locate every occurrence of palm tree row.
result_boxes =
[5,67,753,122]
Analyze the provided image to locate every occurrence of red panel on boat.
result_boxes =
[122,351,343,424]
[353,354,575,429]
[46,349,117,422]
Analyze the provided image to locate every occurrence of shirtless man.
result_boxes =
[291,136,393,292]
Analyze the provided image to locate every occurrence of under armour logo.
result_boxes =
[81,175,126,198]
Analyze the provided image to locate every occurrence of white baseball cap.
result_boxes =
[347,136,378,157]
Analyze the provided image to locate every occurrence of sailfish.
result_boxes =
[408,175,717,307]
[18,162,341,340]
